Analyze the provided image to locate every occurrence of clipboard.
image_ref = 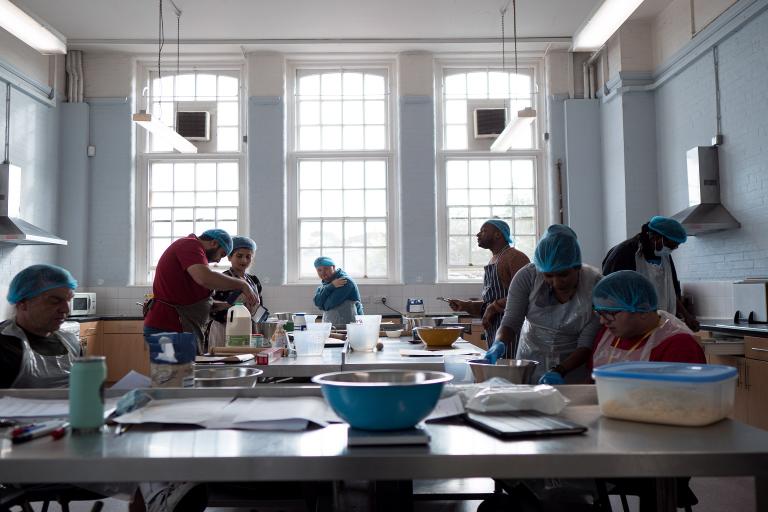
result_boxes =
[464,410,587,439]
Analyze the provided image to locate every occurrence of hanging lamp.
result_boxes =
[490,0,536,152]
[132,0,197,154]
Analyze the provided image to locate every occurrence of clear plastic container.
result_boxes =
[292,330,325,356]
[592,362,738,426]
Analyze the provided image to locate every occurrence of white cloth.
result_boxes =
[634,248,677,315]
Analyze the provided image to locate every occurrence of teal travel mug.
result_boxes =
[69,356,107,432]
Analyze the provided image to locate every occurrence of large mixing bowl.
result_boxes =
[312,370,453,430]
[194,367,263,388]
[467,359,539,384]
[416,326,464,348]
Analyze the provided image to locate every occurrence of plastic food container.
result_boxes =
[592,362,738,426]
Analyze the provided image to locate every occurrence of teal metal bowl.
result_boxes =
[312,370,453,431]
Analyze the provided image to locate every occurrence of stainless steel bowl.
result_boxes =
[273,312,293,321]
[254,321,281,340]
[467,359,539,384]
[194,367,263,388]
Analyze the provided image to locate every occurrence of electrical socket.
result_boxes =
[374,296,387,305]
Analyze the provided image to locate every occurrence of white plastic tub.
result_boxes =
[592,362,737,426]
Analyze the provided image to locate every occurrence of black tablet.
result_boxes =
[464,410,587,439]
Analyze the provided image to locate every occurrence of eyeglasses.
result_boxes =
[594,309,617,321]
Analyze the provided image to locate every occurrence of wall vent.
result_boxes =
[176,111,211,141]
[473,108,506,139]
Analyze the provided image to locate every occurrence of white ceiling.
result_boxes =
[14,0,673,54]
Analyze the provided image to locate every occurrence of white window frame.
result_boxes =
[134,61,247,285]
[286,59,401,284]
[435,59,547,283]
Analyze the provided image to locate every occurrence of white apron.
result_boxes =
[634,249,676,315]
[593,310,693,367]
[1,320,80,388]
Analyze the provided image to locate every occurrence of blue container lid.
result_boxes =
[593,361,737,383]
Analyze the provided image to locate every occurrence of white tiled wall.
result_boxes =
[681,280,734,320]
[85,283,486,318]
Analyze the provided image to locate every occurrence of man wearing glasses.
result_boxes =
[591,270,705,370]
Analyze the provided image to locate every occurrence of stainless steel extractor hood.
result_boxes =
[0,163,67,245]
[670,146,740,236]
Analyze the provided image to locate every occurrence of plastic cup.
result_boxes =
[292,330,325,356]
[307,322,332,340]
[347,322,379,352]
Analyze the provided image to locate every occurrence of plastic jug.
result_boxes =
[226,302,252,346]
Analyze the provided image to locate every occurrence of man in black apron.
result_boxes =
[449,219,529,347]
[143,229,258,354]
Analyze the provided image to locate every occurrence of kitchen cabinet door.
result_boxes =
[102,333,150,383]
[708,354,748,422]
[78,321,100,356]
[747,358,768,431]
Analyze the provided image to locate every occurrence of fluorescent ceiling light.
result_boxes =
[572,0,644,51]
[0,0,66,54]
[133,113,198,154]
[490,107,536,152]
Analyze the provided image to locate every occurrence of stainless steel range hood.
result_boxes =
[0,163,67,245]
[670,146,740,236]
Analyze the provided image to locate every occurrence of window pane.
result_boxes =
[300,190,321,217]
[343,100,364,124]
[323,221,343,246]
[299,126,321,150]
[364,73,385,95]
[470,243,487,266]
[151,238,172,266]
[217,127,239,152]
[217,102,238,126]
[176,74,195,99]
[343,161,365,189]
[218,221,237,235]
[216,207,237,220]
[344,248,366,275]
[195,163,217,190]
[174,163,195,191]
[488,71,509,99]
[512,161,535,188]
[343,72,364,97]
[364,125,386,150]
[366,248,387,277]
[365,161,386,189]
[449,217,469,235]
[218,191,238,205]
[490,160,512,188]
[445,100,467,124]
[322,161,343,189]
[151,221,171,237]
[298,73,320,96]
[151,192,173,207]
[301,221,322,247]
[466,72,487,99]
[449,236,469,265]
[197,191,216,206]
[299,161,322,189]
[217,163,238,189]
[196,208,215,221]
[342,126,364,150]
[152,208,172,221]
[446,189,468,206]
[444,74,466,96]
[321,73,342,96]
[365,190,386,217]
[344,190,365,217]
[321,101,342,125]
[151,163,173,191]
[512,189,535,205]
[446,161,468,189]
[196,74,217,98]
[468,161,490,188]
[364,100,385,124]
[173,221,193,237]
[175,208,194,221]
[345,221,365,246]
[175,192,195,206]
[491,189,513,205]
[445,126,467,150]
[299,101,320,125]
[321,190,344,217]
[321,126,342,150]
[367,220,386,246]
[218,75,239,97]
[300,249,318,277]
[469,189,490,205]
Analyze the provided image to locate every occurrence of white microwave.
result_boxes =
[69,292,97,316]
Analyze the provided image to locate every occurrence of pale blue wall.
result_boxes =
[600,93,627,248]
[0,70,61,301]
[655,0,768,280]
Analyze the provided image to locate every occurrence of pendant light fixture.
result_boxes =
[132,0,197,154]
[490,0,536,153]
[0,0,66,54]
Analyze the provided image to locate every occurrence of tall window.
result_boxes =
[288,65,396,281]
[438,67,540,281]
[136,66,244,283]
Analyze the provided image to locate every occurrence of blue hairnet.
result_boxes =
[314,256,335,268]
[593,270,658,313]
[7,264,78,304]
[533,232,582,273]
[648,216,687,244]
[483,219,514,245]
[230,236,257,255]
[202,228,233,255]
[544,224,577,239]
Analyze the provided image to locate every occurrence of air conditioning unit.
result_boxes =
[176,111,211,141]
[473,108,506,139]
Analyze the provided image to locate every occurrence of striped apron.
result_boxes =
[481,261,506,348]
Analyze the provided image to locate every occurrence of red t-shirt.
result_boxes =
[144,235,211,332]
[588,327,706,376]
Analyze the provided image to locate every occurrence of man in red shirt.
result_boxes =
[144,229,258,353]
[591,270,704,370]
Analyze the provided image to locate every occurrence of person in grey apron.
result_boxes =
[602,215,699,331]
[487,228,602,384]
[0,264,81,388]
[449,220,529,347]
[313,256,363,326]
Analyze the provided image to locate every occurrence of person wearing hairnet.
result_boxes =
[144,229,259,354]
[207,236,267,348]
[602,215,699,331]
[313,256,363,325]
[485,228,602,384]
[591,270,704,369]
[448,219,529,346]
[0,265,80,388]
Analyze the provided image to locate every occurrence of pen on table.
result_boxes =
[11,421,67,444]
[11,420,57,437]
[50,422,70,441]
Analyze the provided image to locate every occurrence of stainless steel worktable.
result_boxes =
[0,386,766,512]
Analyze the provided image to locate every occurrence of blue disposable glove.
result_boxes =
[538,371,565,385]
[483,340,506,364]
